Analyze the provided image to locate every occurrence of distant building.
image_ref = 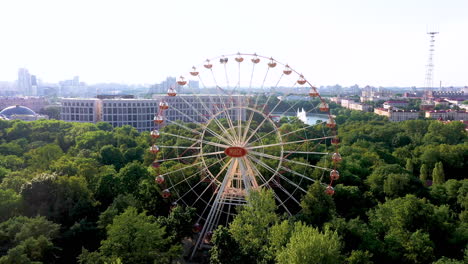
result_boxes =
[348,102,372,112]
[429,91,465,99]
[60,99,101,123]
[60,95,247,132]
[0,97,48,112]
[374,108,419,122]
[383,100,409,109]
[434,99,449,107]
[360,85,393,102]
[18,68,32,96]
[425,110,468,121]
[330,97,372,112]
[0,105,47,121]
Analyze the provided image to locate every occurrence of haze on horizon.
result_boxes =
[0,0,467,87]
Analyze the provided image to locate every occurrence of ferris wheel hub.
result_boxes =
[224,146,248,158]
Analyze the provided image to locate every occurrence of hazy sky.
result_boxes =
[0,0,467,87]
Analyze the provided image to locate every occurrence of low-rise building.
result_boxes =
[374,108,419,122]
[349,102,372,112]
[425,110,468,121]
[383,100,409,109]
[0,97,48,112]
[0,105,48,121]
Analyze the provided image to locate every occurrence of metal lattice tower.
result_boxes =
[424,31,439,99]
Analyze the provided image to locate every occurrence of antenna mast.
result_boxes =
[424,31,438,100]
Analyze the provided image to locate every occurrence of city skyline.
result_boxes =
[0,0,467,87]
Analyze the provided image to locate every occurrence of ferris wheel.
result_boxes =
[148,53,341,257]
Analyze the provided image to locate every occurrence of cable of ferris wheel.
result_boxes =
[170,158,229,213]
[247,154,306,194]
[157,145,201,149]
[157,161,203,178]
[280,121,327,138]
[223,63,230,89]
[240,75,294,144]
[190,158,232,211]
[247,154,302,207]
[260,66,270,90]
[153,151,225,164]
[278,165,330,187]
[248,150,332,172]
[160,131,229,149]
[209,94,241,144]
[283,151,329,155]
[187,80,239,144]
[244,157,293,216]
[177,93,237,145]
[166,101,234,146]
[247,136,335,150]
[205,64,239,142]
[242,88,300,145]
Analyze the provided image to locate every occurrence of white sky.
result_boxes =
[0,0,467,87]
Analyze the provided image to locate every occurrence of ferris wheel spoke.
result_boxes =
[178,95,236,145]
[161,131,229,149]
[248,150,331,171]
[279,165,321,184]
[159,145,201,149]
[246,136,334,150]
[283,151,329,155]
[242,105,277,145]
[175,157,228,192]
[247,155,301,206]
[192,93,238,144]
[224,64,230,89]
[195,159,233,221]
[246,160,292,216]
[166,104,232,146]
[158,161,203,178]
[153,151,225,163]
[260,67,270,89]
[171,158,228,207]
[281,121,327,138]
[209,95,240,143]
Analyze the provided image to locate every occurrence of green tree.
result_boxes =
[96,207,181,264]
[0,188,21,221]
[299,181,336,226]
[99,145,124,170]
[0,216,60,263]
[405,159,414,175]
[346,250,374,264]
[383,173,411,198]
[229,189,279,260]
[117,161,150,195]
[25,143,64,171]
[432,162,445,185]
[210,226,247,264]
[276,222,342,264]
[420,164,429,185]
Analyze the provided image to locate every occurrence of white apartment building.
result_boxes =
[374,108,419,122]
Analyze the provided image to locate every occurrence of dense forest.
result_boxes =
[0,107,466,263]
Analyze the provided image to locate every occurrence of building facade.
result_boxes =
[60,95,247,132]
[0,97,48,112]
[61,99,101,123]
[383,100,409,109]
[425,110,468,121]
[374,108,419,122]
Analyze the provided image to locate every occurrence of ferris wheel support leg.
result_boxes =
[189,159,237,260]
